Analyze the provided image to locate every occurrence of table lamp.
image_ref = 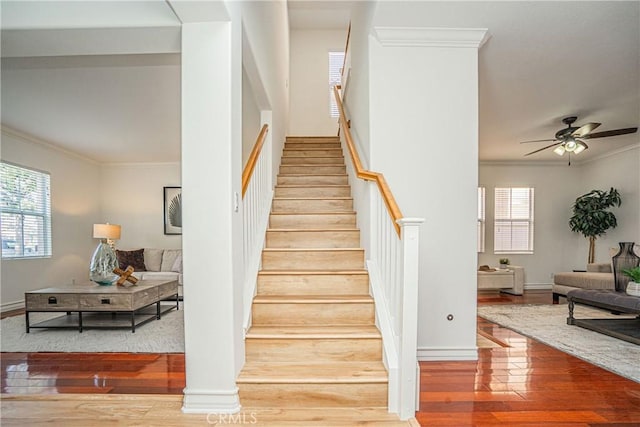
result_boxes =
[89,223,121,285]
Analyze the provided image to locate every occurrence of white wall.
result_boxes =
[479,145,640,286]
[289,29,346,136]
[1,130,101,309]
[100,162,181,250]
[479,163,579,285]
[242,66,261,166]
[577,145,640,263]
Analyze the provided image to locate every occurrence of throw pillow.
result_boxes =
[144,248,164,272]
[171,253,183,273]
[160,249,181,272]
[116,249,146,271]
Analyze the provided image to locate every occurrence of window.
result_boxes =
[1,162,52,259]
[494,187,534,254]
[329,51,345,118]
[477,187,485,253]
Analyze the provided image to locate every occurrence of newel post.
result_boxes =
[397,218,424,420]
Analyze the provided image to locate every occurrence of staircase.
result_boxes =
[238,136,388,409]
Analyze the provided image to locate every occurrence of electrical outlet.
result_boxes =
[71,278,76,285]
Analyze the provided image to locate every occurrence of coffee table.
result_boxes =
[25,280,179,333]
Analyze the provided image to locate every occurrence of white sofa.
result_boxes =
[116,248,183,296]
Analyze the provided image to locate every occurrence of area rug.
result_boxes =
[0,309,185,353]
[478,304,640,383]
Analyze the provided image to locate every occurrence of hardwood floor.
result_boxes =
[2,290,640,426]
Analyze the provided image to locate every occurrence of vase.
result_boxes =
[612,242,640,292]
[89,241,119,285]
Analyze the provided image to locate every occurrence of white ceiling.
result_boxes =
[1,1,639,164]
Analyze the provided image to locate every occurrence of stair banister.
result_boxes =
[241,124,273,332]
[242,124,269,196]
[332,86,403,236]
[333,86,423,420]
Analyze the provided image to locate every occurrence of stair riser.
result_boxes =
[277,175,348,186]
[266,230,360,248]
[285,143,342,150]
[238,383,387,408]
[272,199,353,213]
[245,338,382,362]
[281,157,344,165]
[257,273,369,295]
[262,250,364,270]
[282,150,343,157]
[252,302,374,326]
[280,165,346,175]
[274,186,351,198]
[269,214,356,229]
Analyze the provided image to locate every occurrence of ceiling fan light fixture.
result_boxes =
[564,137,578,152]
[553,145,566,156]
[574,141,587,154]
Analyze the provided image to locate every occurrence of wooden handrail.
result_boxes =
[333,86,403,236]
[341,22,351,78]
[241,124,269,198]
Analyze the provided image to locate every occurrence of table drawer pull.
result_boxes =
[48,297,57,304]
[101,298,111,304]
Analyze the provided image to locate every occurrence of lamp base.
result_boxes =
[89,242,118,286]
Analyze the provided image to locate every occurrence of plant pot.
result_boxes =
[627,281,640,297]
[500,264,508,269]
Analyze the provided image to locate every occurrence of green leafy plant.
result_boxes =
[499,258,510,265]
[622,266,640,283]
[569,188,621,263]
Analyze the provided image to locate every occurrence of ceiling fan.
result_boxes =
[520,116,638,161]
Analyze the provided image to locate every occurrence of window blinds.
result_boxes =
[494,187,534,254]
[1,162,52,258]
[329,51,345,118]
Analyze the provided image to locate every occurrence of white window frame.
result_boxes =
[1,161,52,259]
[478,187,485,253]
[494,187,534,254]
[329,51,345,118]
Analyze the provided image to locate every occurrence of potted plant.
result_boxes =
[569,187,621,264]
[622,266,640,296]
[499,258,510,269]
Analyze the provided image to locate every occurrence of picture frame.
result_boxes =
[163,187,182,235]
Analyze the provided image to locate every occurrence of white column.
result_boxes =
[181,21,241,414]
[397,218,424,420]
[369,27,489,361]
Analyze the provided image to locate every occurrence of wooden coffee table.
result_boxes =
[25,280,179,333]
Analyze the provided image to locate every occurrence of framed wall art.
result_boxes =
[164,186,182,235]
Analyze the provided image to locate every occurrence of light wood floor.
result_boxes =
[3,290,640,425]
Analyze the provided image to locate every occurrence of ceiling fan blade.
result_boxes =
[524,142,562,156]
[582,127,638,139]
[572,122,601,137]
[519,138,557,144]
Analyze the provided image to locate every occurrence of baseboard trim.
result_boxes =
[1,300,25,313]
[417,346,478,361]
[182,387,241,414]
[525,283,552,290]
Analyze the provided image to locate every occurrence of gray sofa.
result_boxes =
[117,248,183,296]
[552,262,613,303]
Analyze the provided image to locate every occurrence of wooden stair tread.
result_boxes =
[246,325,381,339]
[258,270,368,275]
[237,361,387,383]
[269,212,356,216]
[253,295,373,304]
[267,228,359,232]
[278,173,348,176]
[276,185,350,188]
[272,197,353,201]
[262,248,362,252]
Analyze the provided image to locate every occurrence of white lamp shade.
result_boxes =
[574,142,587,154]
[93,223,121,240]
[553,145,566,156]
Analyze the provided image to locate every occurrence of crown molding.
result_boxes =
[103,161,181,168]
[1,124,99,165]
[573,143,639,166]
[373,27,490,48]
